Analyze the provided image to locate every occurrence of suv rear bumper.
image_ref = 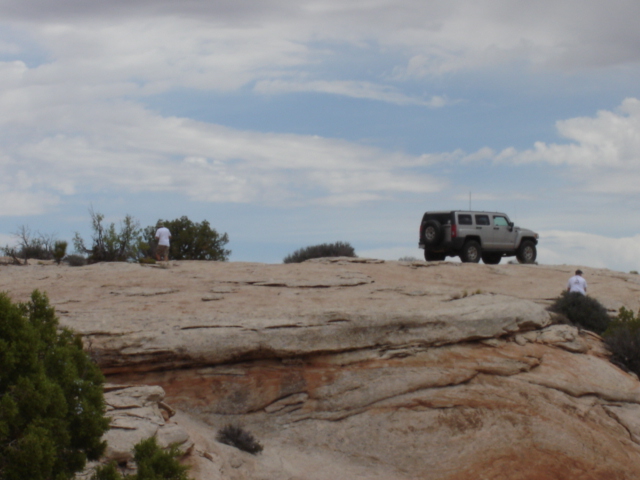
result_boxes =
[419,238,465,251]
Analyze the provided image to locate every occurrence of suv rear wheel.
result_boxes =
[460,240,481,263]
[516,240,537,264]
[423,220,443,246]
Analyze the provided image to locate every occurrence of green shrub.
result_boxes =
[138,257,156,265]
[283,241,356,263]
[1,227,61,263]
[0,291,110,480]
[73,208,142,263]
[54,240,68,265]
[216,425,263,455]
[92,437,192,480]
[65,254,87,267]
[549,291,610,334]
[141,217,231,261]
[603,307,640,377]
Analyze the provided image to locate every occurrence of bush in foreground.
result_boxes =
[549,291,610,334]
[283,241,356,263]
[216,425,263,455]
[603,307,640,377]
[92,437,192,480]
[0,291,109,480]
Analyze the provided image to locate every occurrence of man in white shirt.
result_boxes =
[567,269,587,295]
[155,223,172,261]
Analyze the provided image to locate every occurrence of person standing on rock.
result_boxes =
[567,269,587,295]
[155,222,171,262]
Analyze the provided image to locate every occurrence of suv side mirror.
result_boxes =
[508,222,514,231]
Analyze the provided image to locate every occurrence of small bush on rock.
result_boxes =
[92,437,192,480]
[603,307,640,377]
[216,425,263,455]
[549,291,610,334]
[65,254,87,267]
[283,241,356,263]
[53,240,68,264]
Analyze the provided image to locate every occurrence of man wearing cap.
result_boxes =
[567,269,587,295]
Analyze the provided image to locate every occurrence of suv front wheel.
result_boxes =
[460,241,481,263]
[516,240,537,264]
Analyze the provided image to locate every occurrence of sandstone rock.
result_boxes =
[102,385,191,464]
[4,260,640,479]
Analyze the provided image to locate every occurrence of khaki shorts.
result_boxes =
[156,245,169,260]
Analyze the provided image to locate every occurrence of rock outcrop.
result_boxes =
[3,259,640,479]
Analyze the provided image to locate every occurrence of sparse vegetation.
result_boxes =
[1,226,62,264]
[283,241,356,263]
[140,217,230,262]
[65,254,87,267]
[53,240,68,264]
[399,256,419,262]
[450,289,484,300]
[549,291,611,334]
[0,291,110,480]
[73,208,142,263]
[91,437,192,480]
[603,307,640,377]
[216,425,263,455]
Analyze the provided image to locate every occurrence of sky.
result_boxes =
[2,0,640,271]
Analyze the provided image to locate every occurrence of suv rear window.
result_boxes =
[475,215,490,226]
[458,214,472,225]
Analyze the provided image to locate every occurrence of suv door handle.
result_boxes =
[476,226,482,229]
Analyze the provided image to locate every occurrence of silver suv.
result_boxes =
[419,210,539,264]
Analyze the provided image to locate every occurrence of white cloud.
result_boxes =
[254,79,451,107]
[0,99,444,211]
[0,184,60,217]
[537,230,640,272]
[3,0,640,104]
[0,233,18,248]
[494,98,640,193]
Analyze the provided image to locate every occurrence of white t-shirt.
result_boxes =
[155,227,171,246]
[567,275,587,295]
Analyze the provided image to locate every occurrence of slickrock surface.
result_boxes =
[3,258,640,479]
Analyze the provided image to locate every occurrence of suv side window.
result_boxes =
[458,214,472,225]
[493,216,509,227]
[475,215,490,226]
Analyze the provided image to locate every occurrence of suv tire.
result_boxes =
[482,252,502,265]
[516,240,537,264]
[423,220,443,246]
[460,240,481,263]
